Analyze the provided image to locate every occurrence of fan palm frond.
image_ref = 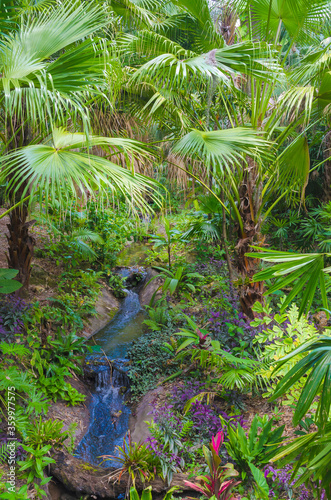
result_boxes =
[111,0,158,28]
[0,1,109,129]
[0,127,161,213]
[173,0,225,52]
[70,229,104,260]
[230,0,331,44]
[173,127,273,176]
[182,217,222,241]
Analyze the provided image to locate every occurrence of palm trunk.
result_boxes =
[6,122,35,288]
[168,245,171,270]
[236,164,264,319]
[6,201,35,288]
[323,132,331,202]
[220,189,234,283]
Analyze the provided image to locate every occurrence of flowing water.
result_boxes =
[75,270,146,467]
[117,242,151,267]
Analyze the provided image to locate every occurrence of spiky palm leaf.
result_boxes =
[246,248,329,315]
[270,336,331,427]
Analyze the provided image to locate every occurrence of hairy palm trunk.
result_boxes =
[6,124,35,288]
[6,189,35,288]
[236,165,264,319]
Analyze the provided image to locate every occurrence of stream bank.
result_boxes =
[49,258,165,499]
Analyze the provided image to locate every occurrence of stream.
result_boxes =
[75,266,147,468]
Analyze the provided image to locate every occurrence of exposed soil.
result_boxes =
[0,208,64,302]
[46,377,91,447]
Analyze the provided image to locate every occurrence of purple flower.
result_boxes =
[0,296,29,338]
[263,465,324,499]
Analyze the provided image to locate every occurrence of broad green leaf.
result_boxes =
[0,278,22,294]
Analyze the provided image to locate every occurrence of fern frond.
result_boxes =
[0,342,30,359]
[0,443,9,464]
[179,419,193,438]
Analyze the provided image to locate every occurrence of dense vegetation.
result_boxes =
[1,0,331,499]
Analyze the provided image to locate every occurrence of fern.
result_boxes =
[0,343,30,360]
[25,389,51,416]
[0,368,34,393]
[179,419,193,438]
[0,443,8,464]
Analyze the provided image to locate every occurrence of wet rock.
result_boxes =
[119,386,128,395]
[139,268,162,306]
[124,266,146,288]
[83,288,120,339]
[129,386,166,443]
[51,450,193,499]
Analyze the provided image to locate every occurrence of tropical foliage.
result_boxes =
[3,0,331,499]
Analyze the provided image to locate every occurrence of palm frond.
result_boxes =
[120,30,196,63]
[247,248,329,316]
[272,133,310,205]
[111,0,157,28]
[182,217,222,241]
[1,1,107,82]
[71,228,104,245]
[128,52,226,92]
[18,0,57,13]
[0,127,161,214]
[0,2,109,130]
[70,229,104,259]
[230,0,331,44]
[173,0,225,51]
[173,127,273,176]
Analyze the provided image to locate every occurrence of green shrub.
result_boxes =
[225,415,284,471]
[128,330,180,399]
[108,273,127,298]
[252,302,319,406]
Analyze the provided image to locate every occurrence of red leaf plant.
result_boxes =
[185,431,240,500]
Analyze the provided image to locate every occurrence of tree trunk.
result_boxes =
[6,200,35,288]
[220,189,234,283]
[6,121,35,288]
[235,166,264,319]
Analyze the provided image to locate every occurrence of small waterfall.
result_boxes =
[95,367,111,391]
[75,275,145,468]
[94,364,130,392]
[75,362,131,467]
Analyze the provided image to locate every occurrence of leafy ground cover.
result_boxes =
[1,0,331,499]
[0,202,330,500]
[126,240,329,500]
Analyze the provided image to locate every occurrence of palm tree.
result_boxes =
[111,0,331,316]
[0,1,159,287]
